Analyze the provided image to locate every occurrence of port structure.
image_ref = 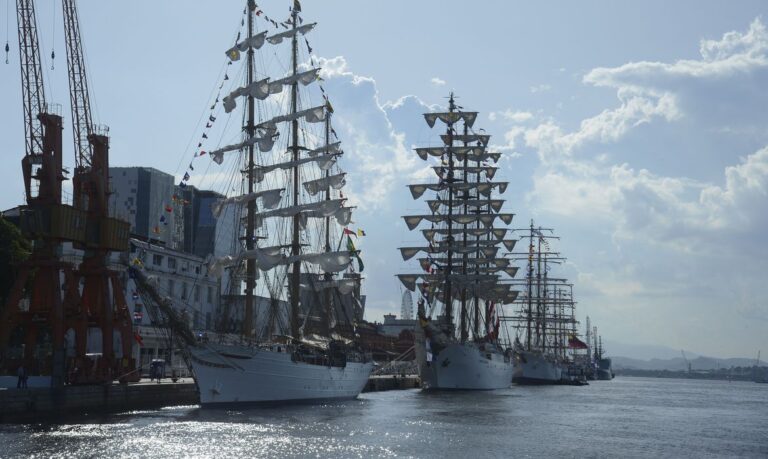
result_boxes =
[0,0,134,387]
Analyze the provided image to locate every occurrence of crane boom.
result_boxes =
[62,0,94,167]
[15,0,46,157]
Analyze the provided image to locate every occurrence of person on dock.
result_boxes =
[17,365,27,389]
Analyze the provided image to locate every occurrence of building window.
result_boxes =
[167,279,174,297]
[194,285,200,302]
[181,261,188,272]
[206,312,211,330]
[194,310,201,329]
[152,254,163,266]
[167,257,177,270]
[181,282,188,300]
[195,265,200,274]
[207,286,213,303]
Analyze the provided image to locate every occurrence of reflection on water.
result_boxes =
[2,378,767,458]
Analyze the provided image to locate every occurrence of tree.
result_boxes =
[0,216,31,310]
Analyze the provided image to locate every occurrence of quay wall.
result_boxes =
[0,382,199,423]
[363,375,419,392]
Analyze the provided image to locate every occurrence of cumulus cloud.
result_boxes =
[430,77,446,86]
[507,19,768,356]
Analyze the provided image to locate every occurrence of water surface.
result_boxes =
[2,377,766,458]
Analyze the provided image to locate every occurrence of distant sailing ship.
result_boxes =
[188,1,373,405]
[507,221,571,384]
[397,94,517,390]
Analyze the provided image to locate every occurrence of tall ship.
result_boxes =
[187,1,373,405]
[506,222,571,384]
[397,94,517,390]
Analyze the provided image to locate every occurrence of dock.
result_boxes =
[364,374,420,392]
[0,379,199,423]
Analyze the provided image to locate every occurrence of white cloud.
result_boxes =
[529,84,552,93]
[488,109,534,123]
[430,77,446,86]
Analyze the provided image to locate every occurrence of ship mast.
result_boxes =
[243,0,256,339]
[444,93,456,335]
[323,111,333,334]
[289,6,301,339]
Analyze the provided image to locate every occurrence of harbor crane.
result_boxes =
[0,0,134,386]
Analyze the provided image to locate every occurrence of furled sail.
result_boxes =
[441,134,491,146]
[303,172,346,196]
[414,146,485,161]
[265,23,317,45]
[398,245,499,261]
[422,227,509,241]
[433,165,497,180]
[301,278,358,295]
[252,153,339,183]
[258,105,326,129]
[423,111,478,128]
[402,213,515,231]
[426,199,505,213]
[211,188,284,218]
[210,128,279,164]
[306,141,342,157]
[407,181,509,199]
[225,31,268,61]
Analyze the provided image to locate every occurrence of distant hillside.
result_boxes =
[612,355,766,371]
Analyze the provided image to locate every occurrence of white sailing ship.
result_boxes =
[508,221,569,384]
[398,94,516,390]
[188,1,373,406]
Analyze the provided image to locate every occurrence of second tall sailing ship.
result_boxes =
[188,1,373,406]
[397,94,517,390]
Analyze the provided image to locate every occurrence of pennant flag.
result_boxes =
[160,215,167,223]
[210,104,215,110]
[325,99,334,114]
[206,122,212,128]
[202,133,208,139]
[172,194,179,202]
[343,228,356,238]
[133,311,143,322]
[357,228,366,237]
[152,226,161,234]
[224,73,230,80]
[179,181,187,188]
[132,291,139,300]
[209,115,217,122]
[183,172,190,181]
[356,255,364,272]
[131,257,143,267]
[199,151,207,156]
[197,142,202,148]
[189,163,194,171]
[346,235,356,252]
[165,205,173,213]
[134,331,144,346]
[256,10,263,16]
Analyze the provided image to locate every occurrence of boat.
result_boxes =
[187,0,373,406]
[506,221,570,385]
[594,334,614,380]
[397,93,516,390]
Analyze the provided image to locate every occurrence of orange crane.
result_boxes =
[0,0,76,388]
[62,0,135,383]
[0,0,135,386]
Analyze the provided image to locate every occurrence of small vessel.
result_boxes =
[595,335,614,380]
[188,1,373,405]
[397,94,516,390]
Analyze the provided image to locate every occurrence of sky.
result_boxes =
[0,1,766,359]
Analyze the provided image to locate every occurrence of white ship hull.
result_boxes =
[513,350,564,385]
[415,332,513,390]
[190,344,374,406]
